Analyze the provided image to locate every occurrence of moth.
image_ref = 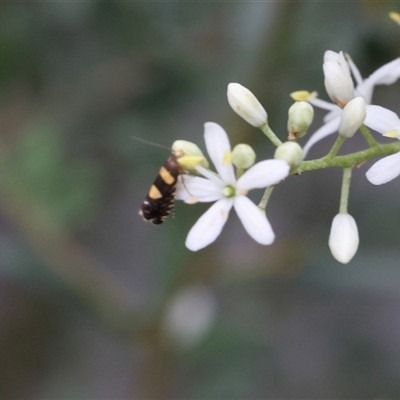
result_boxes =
[139,150,184,225]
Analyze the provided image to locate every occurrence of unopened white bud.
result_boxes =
[161,285,217,349]
[338,97,366,138]
[232,144,256,169]
[287,101,314,139]
[227,83,268,127]
[274,141,303,170]
[323,50,354,107]
[329,213,359,264]
[172,140,209,171]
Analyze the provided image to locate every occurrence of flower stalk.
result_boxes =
[339,167,352,214]
[297,139,400,172]
[260,124,283,147]
[360,125,379,148]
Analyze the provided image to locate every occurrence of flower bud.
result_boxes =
[172,140,209,171]
[227,83,268,127]
[274,141,303,170]
[161,285,217,349]
[323,50,354,107]
[338,97,366,138]
[287,101,314,139]
[231,144,256,169]
[329,213,359,264]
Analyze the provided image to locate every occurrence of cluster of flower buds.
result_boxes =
[149,32,400,265]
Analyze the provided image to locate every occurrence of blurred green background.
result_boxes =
[1,1,400,398]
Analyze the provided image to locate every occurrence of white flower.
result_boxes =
[365,107,400,185]
[227,83,268,127]
[302,51,400,156]
[329,213,359,264]
[176,122,290,251]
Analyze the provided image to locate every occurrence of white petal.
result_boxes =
[185,198,233,251]
[302,116,340,157]
[233,196,275,245]
[308,97,338,112]
[203,122,235,184]
[364,58,400,86]
[194,165,226,185]
[346,53,363,87]
[358,59,400,103]
[365,152,400,185]
[236,160,290,191]
[323,107,341,123]
[176,175,223,202]
[364,105,400,134]
[329,213,359,264]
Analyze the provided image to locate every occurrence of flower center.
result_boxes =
[222,184,236,198]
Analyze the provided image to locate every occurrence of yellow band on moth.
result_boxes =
[159,166,175,185]
[149,185,162,199]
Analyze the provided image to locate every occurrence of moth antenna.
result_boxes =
[132,136,171,151]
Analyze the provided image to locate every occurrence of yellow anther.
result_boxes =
[383,129,400,139]
[389,12,400,24]
[290,90,318,102]
[177,156,206,168]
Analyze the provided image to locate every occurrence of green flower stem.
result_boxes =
[360,124,379,148]
[325,135,346,159]
[260,123,283,147]
[297,140,400,173]
[339,167,352,214]
[258,185,274,210]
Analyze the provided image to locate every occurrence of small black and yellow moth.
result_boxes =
[139,150,184,225]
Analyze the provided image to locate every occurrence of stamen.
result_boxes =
[290,90,318,102]
[383,129,400,139]
[389,11,400,24]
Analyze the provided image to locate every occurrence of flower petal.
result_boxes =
[308,97,338,112]
[203,122,235,184]
[195,165,226,185]
[356,58,400,103]
[364,105,400,135]
[185,198,233,251]
[236,160,289,191]
[365,152,400,185]
[302,116,340,157]
[233,196,275,245]
[176,175,223,202]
